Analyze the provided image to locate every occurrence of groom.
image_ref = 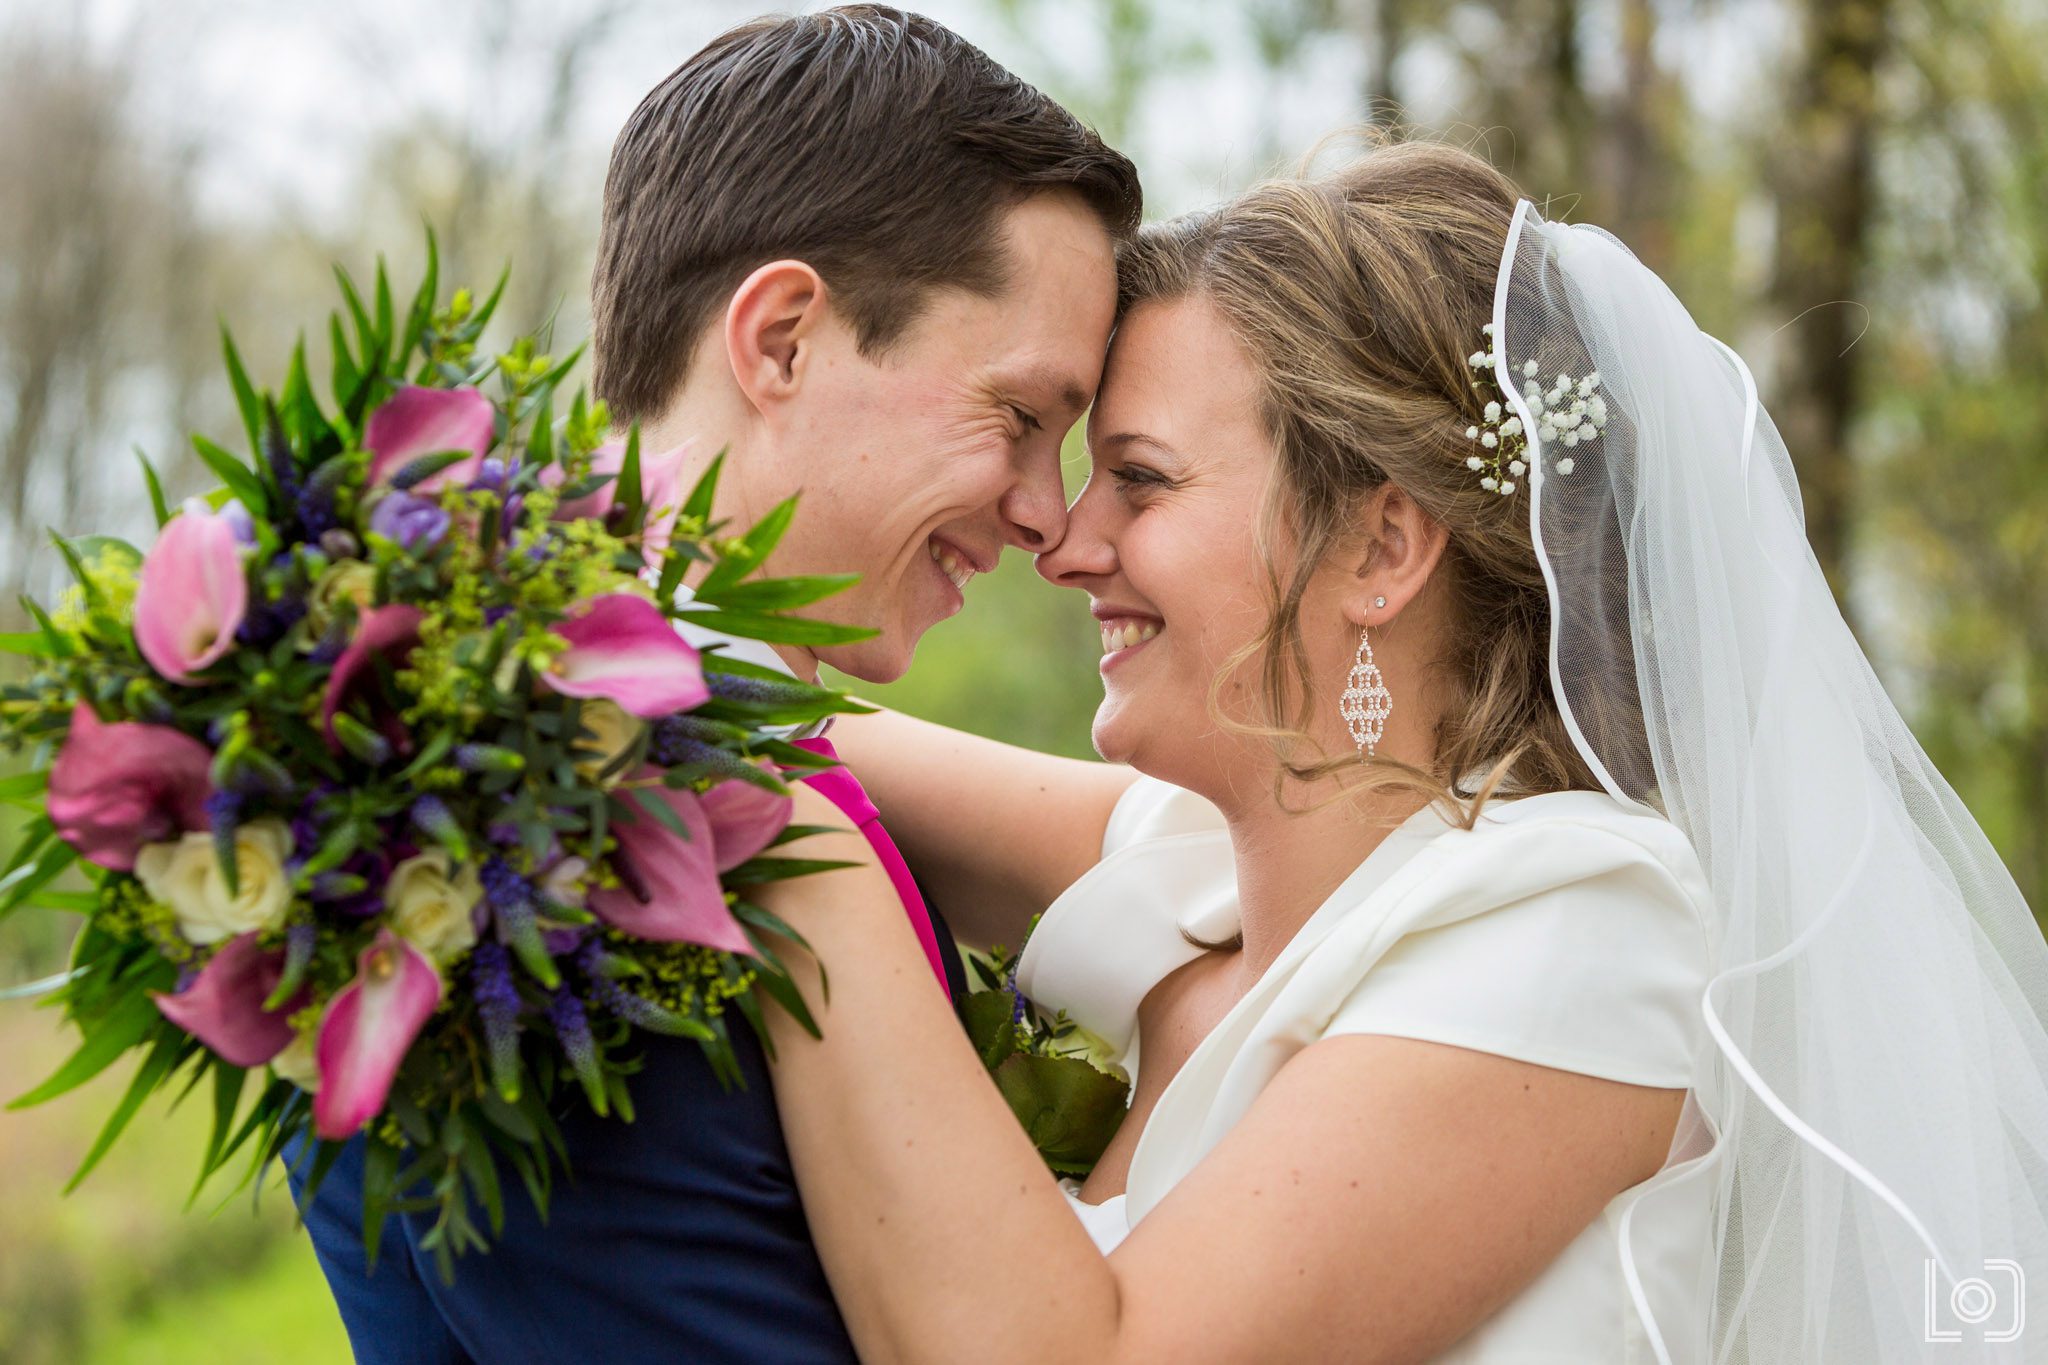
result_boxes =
[291,6,1137,1362]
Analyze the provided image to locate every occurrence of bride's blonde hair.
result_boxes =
[1116,135,1607,825]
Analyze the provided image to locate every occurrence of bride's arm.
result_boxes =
[757,789,1687,1365]
[821,706,1137,948]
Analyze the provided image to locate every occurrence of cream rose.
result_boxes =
[571,698,643,786]
[385,849,483,963]
[305,559,378,637]
[270,1028,320,1092]
[135,817,295,946]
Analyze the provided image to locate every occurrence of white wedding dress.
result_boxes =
[1017,775,1723,1362]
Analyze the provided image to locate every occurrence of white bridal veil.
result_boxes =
[1489,201,2048,1361]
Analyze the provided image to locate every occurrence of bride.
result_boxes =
[746,139,2048,1362]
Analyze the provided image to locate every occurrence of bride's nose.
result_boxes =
[1034,477,1117,588]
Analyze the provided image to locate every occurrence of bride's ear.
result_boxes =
[1338,483,1450,629]
[724,260,827,415]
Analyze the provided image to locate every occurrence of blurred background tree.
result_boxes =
[0,0,2041,1359]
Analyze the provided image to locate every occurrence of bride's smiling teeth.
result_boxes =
[927,538,976,592]
[1098,617,1161,655]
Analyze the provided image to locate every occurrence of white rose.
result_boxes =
[538,855,589,911]
[135,817,295,946]
[571,698,643,787]
[270,1028,320,1092]
[305,559,378,637]
[385,849,483,963]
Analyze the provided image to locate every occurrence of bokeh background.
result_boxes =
[1,0,2042,1358]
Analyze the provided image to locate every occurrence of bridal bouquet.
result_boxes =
[0,242,869,1275]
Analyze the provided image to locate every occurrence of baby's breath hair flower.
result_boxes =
[1461,328,1612,496]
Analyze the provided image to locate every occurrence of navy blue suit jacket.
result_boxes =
[291,908,967,1364]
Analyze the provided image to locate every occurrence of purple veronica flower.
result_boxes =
[368,491,450,552]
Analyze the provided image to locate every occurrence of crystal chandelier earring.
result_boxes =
[1339,596,1392,758]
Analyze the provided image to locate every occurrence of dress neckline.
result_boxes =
[1072,802,1460,1217]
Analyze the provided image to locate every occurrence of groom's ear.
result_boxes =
[724,260,828,414]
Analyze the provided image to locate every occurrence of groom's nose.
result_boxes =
[997,453,1068,554]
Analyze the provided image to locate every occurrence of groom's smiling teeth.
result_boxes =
[1098,617,1161,655]
[927,538,977,592]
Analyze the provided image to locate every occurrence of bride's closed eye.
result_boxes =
[1107,463,1171,490]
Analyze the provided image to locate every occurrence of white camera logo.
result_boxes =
[1924,1258,2026,1343]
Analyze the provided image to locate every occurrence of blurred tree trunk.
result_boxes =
[1361,0,1405,123]
[1765,0,1889,607]
[1600,0,1676,272]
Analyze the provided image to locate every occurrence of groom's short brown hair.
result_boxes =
[592,5,1142,422]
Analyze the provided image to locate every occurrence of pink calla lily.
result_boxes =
[701,776,793,872]
[49,703,214,870]
[546,438,696,565]
[541,594,709,718]
[364,385,495,491]
[152,933,304,1067]
[133,504,248,684]
[312,929,443,1140]
[320,603,425,750]
[589,772,752,954]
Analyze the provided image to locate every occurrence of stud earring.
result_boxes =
[1339,600,1392,758]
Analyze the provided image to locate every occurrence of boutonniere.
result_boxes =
[960,919,1130,1178]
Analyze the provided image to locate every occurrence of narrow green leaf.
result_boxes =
[468,261,512,335]
[67,1032,190,1192]
[47,531,102,605]
[674,608,878,647]
[220,323,263,454]
[530,341,586,397]
[330,314,361,408]
[191,1060,248,1203]
[373,257,395,364]
[0,628,60,657]
[524,391,554,469]
[18,597,74,656]
[695,494,797,597]
[190,434,269,518]
[616,425,645,537]
[135,447,172,527]
[333,264,379,368]
[681,573,858,614]
[681,448,724,524]
[9,994,159,1109]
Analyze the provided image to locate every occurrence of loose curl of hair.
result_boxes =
[1118,135,1607,860]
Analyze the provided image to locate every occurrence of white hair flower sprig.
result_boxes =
[1462,323,1609,495]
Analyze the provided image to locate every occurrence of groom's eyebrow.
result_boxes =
[1016,365,1092,417]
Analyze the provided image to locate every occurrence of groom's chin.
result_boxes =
[814,633,915,686]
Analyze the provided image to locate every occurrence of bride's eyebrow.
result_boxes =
[1094,431,1180,461]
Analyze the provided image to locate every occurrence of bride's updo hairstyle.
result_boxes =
[1117,137,1605,817]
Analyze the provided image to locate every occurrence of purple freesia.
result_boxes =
[367,491,450,552]
[364,385,494,492]
[48,703,214,870]
[541,594,709,718]
[134,502,248,684]
[312,928,443,1140]
[467,457,512,495]
[152,932,305,1067]
[587,770,751,953]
